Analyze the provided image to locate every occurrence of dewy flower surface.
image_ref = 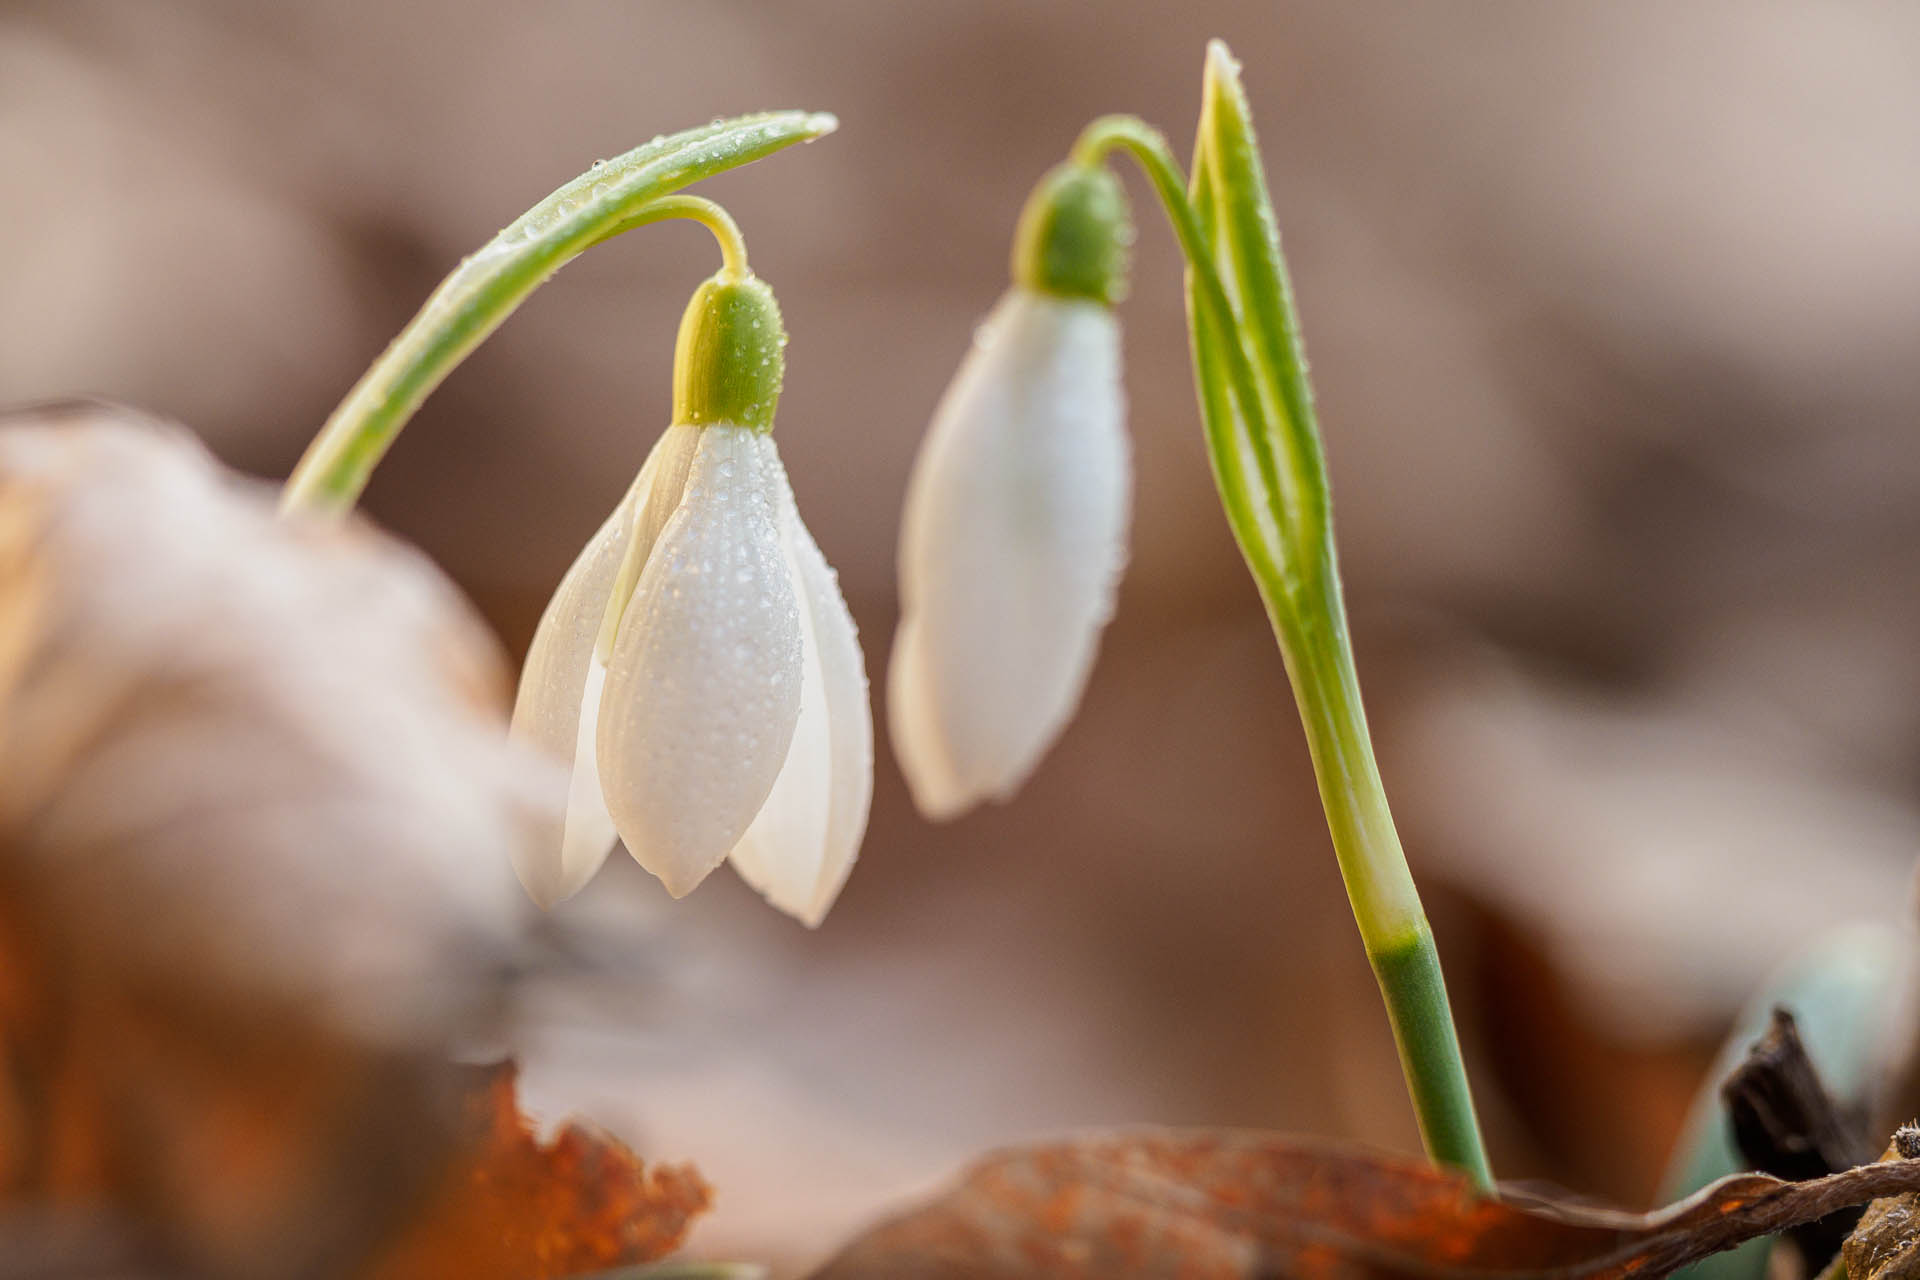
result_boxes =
[890,165,1132,820]
[511,273,871,925]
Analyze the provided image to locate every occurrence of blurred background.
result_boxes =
[5,1,1920,1272]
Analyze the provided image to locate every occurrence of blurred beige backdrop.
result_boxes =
[6,2,1920,1273]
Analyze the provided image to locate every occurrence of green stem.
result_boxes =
[1286,578,1490,1187]
[1076,112,1492,1190]
[280,111,833,517]
[1372,930,1492,1187]
[1070,118,1297,568]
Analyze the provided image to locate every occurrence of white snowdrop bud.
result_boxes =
[890,165,1133,819]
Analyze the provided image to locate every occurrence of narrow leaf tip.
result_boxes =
[1204,38,1241,84]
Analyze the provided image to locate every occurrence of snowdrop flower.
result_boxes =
[890,164,1133,819]
[511,270,872,924]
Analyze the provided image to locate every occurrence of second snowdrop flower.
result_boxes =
[512,268,872,925]
[890,163,1134,820]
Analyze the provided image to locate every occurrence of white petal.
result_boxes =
[597,426,804,898]
[889,288,1129,819]
[553,658,618,899]
[508,424,698,906]
[730,445,873,926]
[885,614,966,817]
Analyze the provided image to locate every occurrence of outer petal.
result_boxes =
[597,426,804,898]
[729,445,874,926]
[548,657,616,904]
[889,288,1129,819]
[508,424,698,906]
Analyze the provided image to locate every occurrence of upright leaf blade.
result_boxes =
[1195,40,1327,550]
[1184,119,1289,607]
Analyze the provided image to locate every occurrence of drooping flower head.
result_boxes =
[890,163,1134,819]
[512,269,872,924]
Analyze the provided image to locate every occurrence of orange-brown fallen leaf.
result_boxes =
[365,1062,710,1280]
[810,1131,1920,1280]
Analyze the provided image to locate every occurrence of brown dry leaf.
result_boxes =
[811,1132,1920,1280]
[0,403,567,1278]
[366,1062,709,1280]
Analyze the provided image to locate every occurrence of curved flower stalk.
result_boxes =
[511,267,872,923]
[890,166,1132,819]
[889,43,1494,1188]
[281,111,835,516]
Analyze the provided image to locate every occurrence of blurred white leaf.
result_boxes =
[0,401,562,1278]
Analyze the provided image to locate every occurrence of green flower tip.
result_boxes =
[1011,162,1133,306]
[671,272,787,432]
